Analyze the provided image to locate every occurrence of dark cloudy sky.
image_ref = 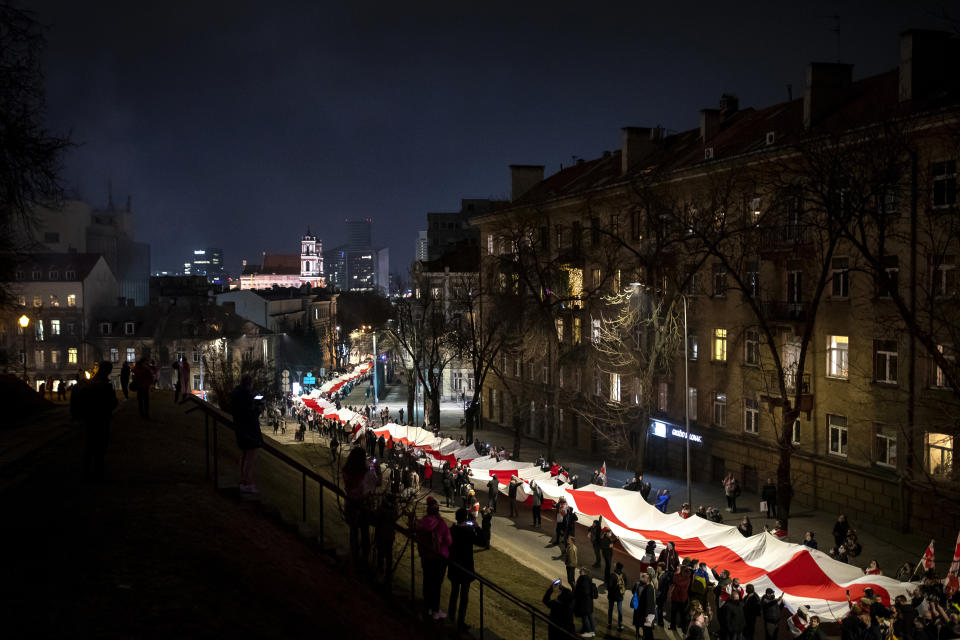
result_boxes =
[25,0,954,276]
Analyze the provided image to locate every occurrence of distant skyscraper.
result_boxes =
[345,218,372,250]
[416,230,428,261]
[187,247,225,281]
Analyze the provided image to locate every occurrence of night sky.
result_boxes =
[25,0,953,276]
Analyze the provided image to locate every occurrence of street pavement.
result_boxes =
[329,381,943,578]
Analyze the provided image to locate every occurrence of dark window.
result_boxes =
[590,217,601,246]
[933,160,957,207]
[44,232,60,243]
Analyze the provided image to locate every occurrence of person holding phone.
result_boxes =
[447,508,483,632]
[543,580,576,640]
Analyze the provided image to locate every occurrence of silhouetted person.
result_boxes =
[231,374,264,493]
[132,358,156,418]
[447,507,483,632]
[70,361,118,480]
[120,361,131,400]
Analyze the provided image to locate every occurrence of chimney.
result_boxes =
[899,30,955,103]
[700,108,721,143]
[621,127,652,175]
[719,93,739,118]
[509,165,544,201]
[803,62,853,129]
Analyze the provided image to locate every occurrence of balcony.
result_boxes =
[758,224,810,253]
[759,300,808,323]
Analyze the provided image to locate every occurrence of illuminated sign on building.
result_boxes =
[650,420,702,443]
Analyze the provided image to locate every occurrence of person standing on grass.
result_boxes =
[447,507,483,633]
[574,566,599,637]
[70,361,118,480]
[563,534,579,587]
[543,581,576,640]
[231,374,264,493]
[414,496,451,621]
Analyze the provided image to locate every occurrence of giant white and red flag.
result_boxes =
[945,531,960,597]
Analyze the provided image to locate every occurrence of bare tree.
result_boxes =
[0,4,71,308]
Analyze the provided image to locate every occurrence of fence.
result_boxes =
[182,395,579,640]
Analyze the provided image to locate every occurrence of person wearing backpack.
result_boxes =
[632,571,657,640]
[607,561,629,631]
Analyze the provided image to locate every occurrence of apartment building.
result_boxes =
[471,30,960,539]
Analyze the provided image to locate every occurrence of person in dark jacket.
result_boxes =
[761,478,778,519]
[833,514,850,550]
[119,361,131,400]
[720,590,747,640]
[543,582,576,640]
[607,561,628,631]
[658,541,680,574]
[487,475,499,512]
[230,374,264,493]
[669,565,692,631]
[70,361,119,480]
[738,516,754,538]
[508,475,520,517]
[760,588,783,640]
[132,358,157,419]
[573,567,598,637]
[633,571,657,640]
[598,528,617,583]
[447,508,483,632]
[530,480,544,528]
[798,615,826,640]
[742,584,761,640]
[589,519,603,568]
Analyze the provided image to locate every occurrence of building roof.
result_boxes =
[12,253,109,282]
[418,249,480,274]
[93,302,269,342]
[508,64,958,208]
[242,253,300,275]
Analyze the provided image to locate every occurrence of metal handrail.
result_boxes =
[182,394,578,640]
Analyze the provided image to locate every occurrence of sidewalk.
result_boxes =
[355,382,946,576]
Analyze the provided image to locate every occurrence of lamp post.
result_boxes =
[372,328,378,404]
[682,294,691,510]
[18,314,29,383]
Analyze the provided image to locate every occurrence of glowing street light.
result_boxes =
[18,314,29,382]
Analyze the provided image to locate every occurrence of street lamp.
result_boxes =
[18,314,29,382]
[682,294,691,511]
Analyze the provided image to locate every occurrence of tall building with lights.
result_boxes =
[184,247,225,282]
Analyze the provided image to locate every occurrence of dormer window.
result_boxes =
[100,322,111,336]
[65,270,76,280]
[32,270,41,280]
[49,271,59,280]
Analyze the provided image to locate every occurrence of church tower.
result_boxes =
[300,228,323,285]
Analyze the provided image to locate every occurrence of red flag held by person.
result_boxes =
[922,539,936,571]
[945,531,960,597]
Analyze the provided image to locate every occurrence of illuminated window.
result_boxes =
[573,317,582,344]
[35,320,44,342]
[592,268,602,289]
[687,387,698,421]
[826,335,849,378]
[49,295,60,307]
[610,373,621,403]
[591,317,601,343]
[713,328,727,361]
[126,348,136,363]
[35,349,44,367]
[67,347,78,364]
[67,294,76,307]
[556,318,564,342]
[791,419,801,445]
[744,398,759,434]
[33,296,42,307]
[110,348,119,362]
[926,432,954,477]
[749,197,762,225]
[613,269,621,293]
[828,414,847,456]
[51,350,60,365]
[50,320,61,336]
